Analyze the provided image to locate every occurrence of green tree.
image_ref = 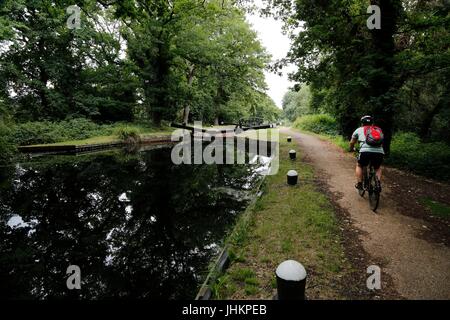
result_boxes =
[282,85,312,122]
[395,0,450,142]
[119,0,269,125]
[0,0,137,122]
[269,0,449,152]
[269,0,403,153]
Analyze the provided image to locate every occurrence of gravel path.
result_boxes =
[283,128,450,299]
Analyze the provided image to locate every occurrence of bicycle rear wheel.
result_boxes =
[368,173,380,212]
[358,168,367,197]
[358,187,366,197]
[358,185,365,197]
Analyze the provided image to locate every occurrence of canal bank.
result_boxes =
[210,134,374,300]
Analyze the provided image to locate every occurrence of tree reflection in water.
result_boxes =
[0,146,263,299]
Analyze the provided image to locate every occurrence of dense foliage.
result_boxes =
[1,119,163,147]
[0,0,281,163]
[0,0,279,126]
[0,121,15,163]
[293,114,337,135]
[387,133,450,181]
[270,0,450,155]
[9,119,116,146]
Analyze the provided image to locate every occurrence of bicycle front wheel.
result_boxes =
[359,168,367,197]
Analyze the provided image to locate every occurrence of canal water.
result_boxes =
[0,145,269,299]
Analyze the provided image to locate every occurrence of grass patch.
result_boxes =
[230,268,255,282]
[420,198,450,218]
[30,135,120,146]
[212,133,352,299]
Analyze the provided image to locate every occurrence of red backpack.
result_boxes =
[363,125,384,147]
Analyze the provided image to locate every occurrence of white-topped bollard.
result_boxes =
[287,136,292,142]
[289,150,296,160]
[287,170,298,185]
[275,260,307,300]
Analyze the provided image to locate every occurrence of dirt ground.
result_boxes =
[282,128,450,300]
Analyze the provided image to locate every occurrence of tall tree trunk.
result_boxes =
[152,41,169,126]
[182,105,190,124]
[419,91,449,139]
[152,110,162,126]
[37,40,49,119]
[214,84,225,126]
[369,0,400,155]
[38,66,49,116]
[182,64,195,124]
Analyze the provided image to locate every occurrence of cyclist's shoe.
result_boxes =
[355,182,363,190]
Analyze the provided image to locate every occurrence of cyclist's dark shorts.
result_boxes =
[357,152,383,169]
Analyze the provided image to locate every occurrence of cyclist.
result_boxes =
[349,115,384,191]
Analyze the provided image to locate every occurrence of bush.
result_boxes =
[10,119,115,146]
[387,132,450,181]
[115,126,141,144]
[60,118,113,140]
[0,122,16,163]
[293,114,338,135]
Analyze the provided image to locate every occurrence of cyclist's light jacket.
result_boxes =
[352,127,385,154]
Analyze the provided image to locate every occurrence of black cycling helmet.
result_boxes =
[360,115,373,125]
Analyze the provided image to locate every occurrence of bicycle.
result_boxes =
[353,149,381,212]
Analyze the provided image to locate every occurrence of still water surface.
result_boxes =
[0,146,267,299]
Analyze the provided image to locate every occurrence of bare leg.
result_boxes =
[376,166,382,181]
[356,164,363,183]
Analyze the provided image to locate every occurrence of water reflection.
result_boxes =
[0,146,264,299]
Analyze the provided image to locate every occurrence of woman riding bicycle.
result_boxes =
[349,115,384,192]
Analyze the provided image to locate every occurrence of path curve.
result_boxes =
[282,128,450,299]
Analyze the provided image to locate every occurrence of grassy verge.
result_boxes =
[299,130,349,151]
[23,124,172,147]
[212,133,352,299]
[29,135,120,147]
[419,198,450,219]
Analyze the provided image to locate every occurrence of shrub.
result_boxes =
[293,114,338,135]
[115,126,141,144]
[61,118,114,140]
[386,132,450,181]
[10,119,115,146]
[0,122,15,163]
